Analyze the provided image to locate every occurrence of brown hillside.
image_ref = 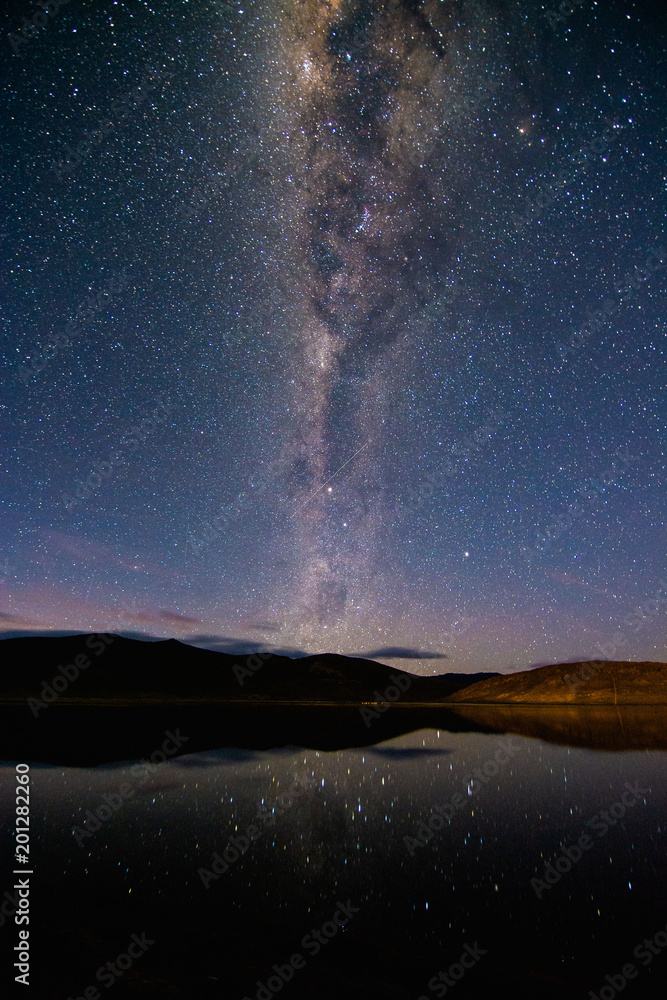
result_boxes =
[444,660,667,704]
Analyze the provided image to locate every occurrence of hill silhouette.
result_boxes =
[0,633,496,705]
[2,637,667,762]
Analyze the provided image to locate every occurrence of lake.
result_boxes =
[2,718,666,999]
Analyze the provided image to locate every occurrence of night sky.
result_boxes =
[1,0,665,674]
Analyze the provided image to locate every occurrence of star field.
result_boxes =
[23,732,667,994]
[1,0,665,674]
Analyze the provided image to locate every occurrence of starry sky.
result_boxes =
[1,0,665,674]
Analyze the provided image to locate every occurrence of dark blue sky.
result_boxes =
[1,0,665,673]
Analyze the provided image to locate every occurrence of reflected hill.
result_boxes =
[2,636,667,763]
[2,700,665,765]
[0,632,496,764]
[445,703,667,751]
[0,704,495,766]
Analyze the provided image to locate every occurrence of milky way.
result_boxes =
[276,0,495,628]
[1,0,665,673]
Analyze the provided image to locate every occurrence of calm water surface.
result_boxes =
[2,727,666,999]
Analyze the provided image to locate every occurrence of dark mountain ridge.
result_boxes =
[0,633,497,705]
[2,636,667,763]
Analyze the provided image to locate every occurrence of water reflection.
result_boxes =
[446,704,667,751]
[1,726,666,998]
[3,703,667,767]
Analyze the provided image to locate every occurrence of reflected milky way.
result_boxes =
[7,731,666,996]
[2,6,666,996]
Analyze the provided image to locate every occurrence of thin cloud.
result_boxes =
[356,646,449,660]
[182,633,310,657]
[0,628,85,640]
